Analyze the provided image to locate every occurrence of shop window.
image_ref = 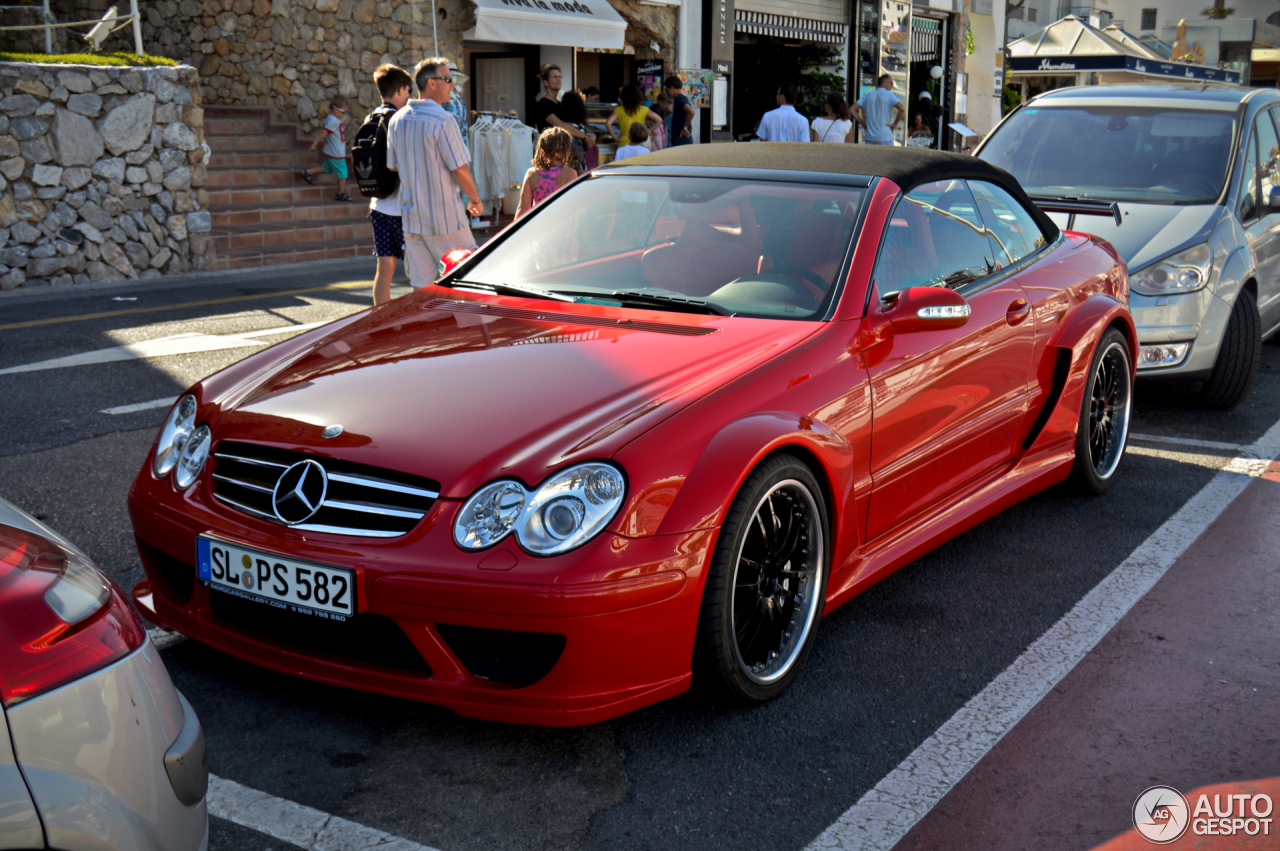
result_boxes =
[1141,8,1157,30]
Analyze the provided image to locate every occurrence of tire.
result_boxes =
[694,455,828,704]
[1071,328,1133,495]
[1199,289,1262,409]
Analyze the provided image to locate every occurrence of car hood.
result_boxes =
[1047,203,1223,270]
[207,294,819,497]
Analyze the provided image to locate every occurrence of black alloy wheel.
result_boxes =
[1071,328,1132,494]
[696,455,828,704]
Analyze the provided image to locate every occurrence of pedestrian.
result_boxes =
[363,64,412,306]
[605,83,660,149]
[614,123,649,161]
[649,95,670,150]
[856,74,905,146]
[532,64,596,152]
[515,127,577,218]
[756,84,809,142]
[811,93,854,143]
[582,85,601,102]
[299,97,352,200]
[664,76,695,146]
[558,90,594,170]
[385,57,485,289]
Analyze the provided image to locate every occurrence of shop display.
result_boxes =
[469,112,536,209]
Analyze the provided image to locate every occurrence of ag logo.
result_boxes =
[1133,786,1190,844]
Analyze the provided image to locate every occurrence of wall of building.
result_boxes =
[966,0,1002,136]
[1112,0,1280,34]
[0,63,211,291]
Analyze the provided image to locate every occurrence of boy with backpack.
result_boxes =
[353,65,412,305]
[299,97,353,201]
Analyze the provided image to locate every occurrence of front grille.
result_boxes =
[436,623,566,686]
[209,589,432,676]
[211,441,440,538]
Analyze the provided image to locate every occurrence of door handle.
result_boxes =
[1006,298,1031,326]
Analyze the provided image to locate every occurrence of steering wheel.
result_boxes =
[767,264,829,301]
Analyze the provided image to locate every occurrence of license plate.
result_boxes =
[196,537,355,620]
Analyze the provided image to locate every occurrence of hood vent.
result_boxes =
[422,299,720,337]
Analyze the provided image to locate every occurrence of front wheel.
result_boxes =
[695,455,828,704]
[1199,289,1261,409]
[1071,328,1133,494]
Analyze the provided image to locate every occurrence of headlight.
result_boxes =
[153,394,197,478]
[173,425,211,490]
[1131,243,1212,295]
[453,463,627,556]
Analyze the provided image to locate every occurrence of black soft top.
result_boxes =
[604,142,1060,242]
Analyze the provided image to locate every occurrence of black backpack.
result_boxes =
[352,104,399,199]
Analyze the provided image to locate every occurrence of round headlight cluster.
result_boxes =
[453,463,626,556]
[153,394,212,489]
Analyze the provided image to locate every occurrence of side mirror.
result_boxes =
[883,286,972,331]
[435,248,474,280]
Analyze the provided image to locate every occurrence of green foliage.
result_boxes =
[771,43,847,117]
[966,26,975,55]
[1201,4,1234,17]
[1002,84,1022,112]
[0,52,179,67]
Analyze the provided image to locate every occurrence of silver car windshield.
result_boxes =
[461,176,865,320]
[980,106,1237,205]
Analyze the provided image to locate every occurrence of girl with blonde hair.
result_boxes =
[516,127,579,218]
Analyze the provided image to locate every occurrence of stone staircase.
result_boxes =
[203,105,370,270]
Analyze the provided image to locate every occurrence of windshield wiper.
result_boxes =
[603,290,730,316]
[447,280,577,302]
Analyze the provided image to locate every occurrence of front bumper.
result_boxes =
[1130,288,1233,380]
[129,480,715,727]
[6,644,208,851]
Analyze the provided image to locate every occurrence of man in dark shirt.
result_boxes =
[664,75,696,146]
[534,64,594,150]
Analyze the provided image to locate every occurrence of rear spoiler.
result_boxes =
[1028,196,1123,228]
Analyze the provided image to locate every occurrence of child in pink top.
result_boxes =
[516,127,579,218]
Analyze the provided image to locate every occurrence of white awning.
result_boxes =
[472,0,627,50]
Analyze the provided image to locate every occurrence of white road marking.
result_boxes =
[0,321,331,377]
[101,397,176,415]
[208,773,441,851]
[147,627,188,650]
[1125,444,1278,474]
[806,417,1280,851]
[1127,431,1276,454]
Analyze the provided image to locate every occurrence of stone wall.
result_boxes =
[54,0,676,133]
[0,62,210,291]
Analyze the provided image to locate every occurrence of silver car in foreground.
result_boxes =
[978,83,1280,408]
[0,496,207,851]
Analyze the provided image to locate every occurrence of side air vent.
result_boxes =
[422,299,720,337]
[211,441,439,538]
[435,624,567,686]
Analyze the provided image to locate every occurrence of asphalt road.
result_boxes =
[1,266,1277,851]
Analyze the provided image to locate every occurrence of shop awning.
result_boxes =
[472,0,627,50]
[734,10,846,44]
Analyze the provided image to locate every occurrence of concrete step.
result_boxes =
[211,217,371,251]
[208,149,323,169]
[210,200,369,228]
[205,182,360,206]
[212,239,367,270]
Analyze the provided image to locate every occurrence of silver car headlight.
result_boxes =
[454,463,626,556]
[153,394,197,478]
[1131,242,1212,296]
[173,424,211,491]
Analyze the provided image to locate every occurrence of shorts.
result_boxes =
[403,227,477,289]
[864,138,894,146]
[323,157,348,178]
[370,210,404,259]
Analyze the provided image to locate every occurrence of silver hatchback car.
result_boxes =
[978,83,1280,407]
[0,496,208,851]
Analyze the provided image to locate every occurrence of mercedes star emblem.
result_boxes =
[272,459,328,525]
[322,424,344,439]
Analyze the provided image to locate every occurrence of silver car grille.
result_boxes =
[210,441,440,538]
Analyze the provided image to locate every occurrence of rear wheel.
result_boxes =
[1071,328,1132,494]
[1199,289,1261,409]
[695,455,828,704]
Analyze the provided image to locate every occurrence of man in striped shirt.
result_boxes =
[386,58,484,288]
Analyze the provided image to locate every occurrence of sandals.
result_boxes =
[334,193,352,202]
[298,170,315,184]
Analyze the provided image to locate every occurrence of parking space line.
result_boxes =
[1128,431,1271,454]
[102,397,175,415]
[208,773,441,851]
[805,416,1280,851]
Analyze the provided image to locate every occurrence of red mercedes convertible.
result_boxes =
[129,145,1134,725]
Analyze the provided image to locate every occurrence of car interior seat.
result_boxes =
[641,199,765,296]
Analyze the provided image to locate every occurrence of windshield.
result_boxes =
[979,106,1237,205]
[459,175,866,319]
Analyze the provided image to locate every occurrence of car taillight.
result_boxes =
[0,524,145,707]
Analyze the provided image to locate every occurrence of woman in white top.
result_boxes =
[811,93,854,144]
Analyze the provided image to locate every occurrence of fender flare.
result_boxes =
[1215,241,1253,306]
[655,412,855,540]
[1050,293,1136,363]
